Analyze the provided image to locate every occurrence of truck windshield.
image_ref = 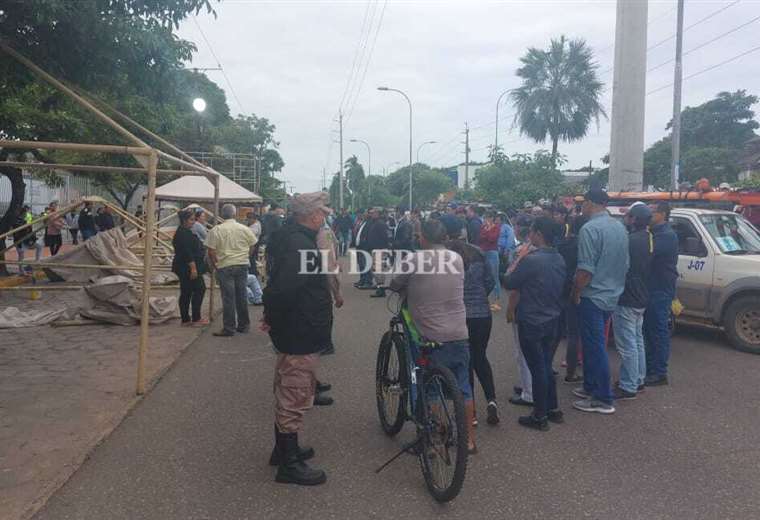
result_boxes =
[699,214,760,254]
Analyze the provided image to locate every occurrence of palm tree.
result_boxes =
[511,35,606,164]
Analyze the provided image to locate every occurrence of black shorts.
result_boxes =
[44,234,62,248]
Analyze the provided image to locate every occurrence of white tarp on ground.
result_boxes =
[155,174,262,203]
[43,228,177,284]
[0,275,178,328]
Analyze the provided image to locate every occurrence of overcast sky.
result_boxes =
[178,0,760,193]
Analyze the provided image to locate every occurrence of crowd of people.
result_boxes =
[4,200,121,274]
[2,187,681,488]
[245,186,683,487]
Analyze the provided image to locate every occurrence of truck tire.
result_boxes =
[723,295,760,354]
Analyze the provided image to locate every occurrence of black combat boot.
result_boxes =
[269,425,315,466]
[274,430,327,486]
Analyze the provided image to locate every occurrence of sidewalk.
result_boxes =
[0,288,220,520]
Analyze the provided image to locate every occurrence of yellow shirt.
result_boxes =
[205,219,257,269]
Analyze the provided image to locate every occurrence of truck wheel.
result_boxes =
[724,296,760,354]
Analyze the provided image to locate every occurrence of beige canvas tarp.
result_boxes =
[43,228,177,284]
[0,275,178,328]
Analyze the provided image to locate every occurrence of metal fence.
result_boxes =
[0,171,110,216]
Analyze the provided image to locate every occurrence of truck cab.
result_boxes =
[668,209,760,353]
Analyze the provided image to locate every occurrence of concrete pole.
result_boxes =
[608,0,648,192]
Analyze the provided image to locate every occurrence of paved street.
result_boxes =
[33,271,760,520]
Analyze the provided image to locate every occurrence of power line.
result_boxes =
[647,0,741,53]
[343,0,378,119]
[595,4,678,56]
[647,14,760,73]
[600,0,743,76]
[647,43,760,96]
[344,0,388,123]
[338,1,374,113]
[192,16,246,114]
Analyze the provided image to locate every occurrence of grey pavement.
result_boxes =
[33,274,760,520]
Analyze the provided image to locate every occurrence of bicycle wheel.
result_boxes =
[418,363,468,502]
[375,331,408,436]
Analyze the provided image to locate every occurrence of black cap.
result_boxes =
[584,188,609,206]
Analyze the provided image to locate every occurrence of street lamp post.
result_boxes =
[378,86,412,209]
[349,139,371,176]
[416,140,437,164]
[495,89,509,153]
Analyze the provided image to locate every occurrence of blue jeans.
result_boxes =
[81,228,97,241]
[484,250,500,299]
[644,291,672,378]
[429,340,473,401]
[564,300,581,377]
[612,305,646,393]
[518,319,559,419]
[246,274,262,304]
[579,297,613,404]
[338,231,350,256]
[217,265,250,333]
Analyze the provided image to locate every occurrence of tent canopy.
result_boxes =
[155,174,262,203]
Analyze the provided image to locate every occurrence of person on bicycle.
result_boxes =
[388,219,477,454]
[502,217,566,431]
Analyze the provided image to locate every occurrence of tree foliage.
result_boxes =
[474,150,565,208]
[385,164,453,209]
[643,90,758,187]
[0,0,286,208]
[511,35,606,160]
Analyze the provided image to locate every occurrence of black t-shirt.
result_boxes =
[619,229,653,308]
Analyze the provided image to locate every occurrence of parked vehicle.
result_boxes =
[604,206,760,354]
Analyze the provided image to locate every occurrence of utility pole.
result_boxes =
[322,167,326,191]
[337,110,344,209]
[608,0,648,192]
[671,0,685,190]
[463,122,470,190]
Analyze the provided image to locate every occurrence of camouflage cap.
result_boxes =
[290,191,330,216]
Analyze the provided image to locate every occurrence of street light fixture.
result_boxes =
[416,140,437,164]
[349,139,371,177]
[192,97,207,113]
[378,86,413,209]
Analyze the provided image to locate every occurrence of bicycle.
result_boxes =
[374,292,468,502]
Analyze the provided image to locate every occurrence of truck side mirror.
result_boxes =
[684,236,704,256]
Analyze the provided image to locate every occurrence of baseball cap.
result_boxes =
[584,188,609,206]
[628,203,652,221]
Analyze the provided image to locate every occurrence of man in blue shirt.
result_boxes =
[643,202,679,386]
[571,189,629,414]
[503,217,566,431]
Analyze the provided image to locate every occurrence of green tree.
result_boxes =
[385,164,453,208]
[475,150,564,208]
[511,36,606,162]
[643,90,758,187]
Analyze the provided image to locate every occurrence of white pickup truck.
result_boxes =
[657,208,760,354]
